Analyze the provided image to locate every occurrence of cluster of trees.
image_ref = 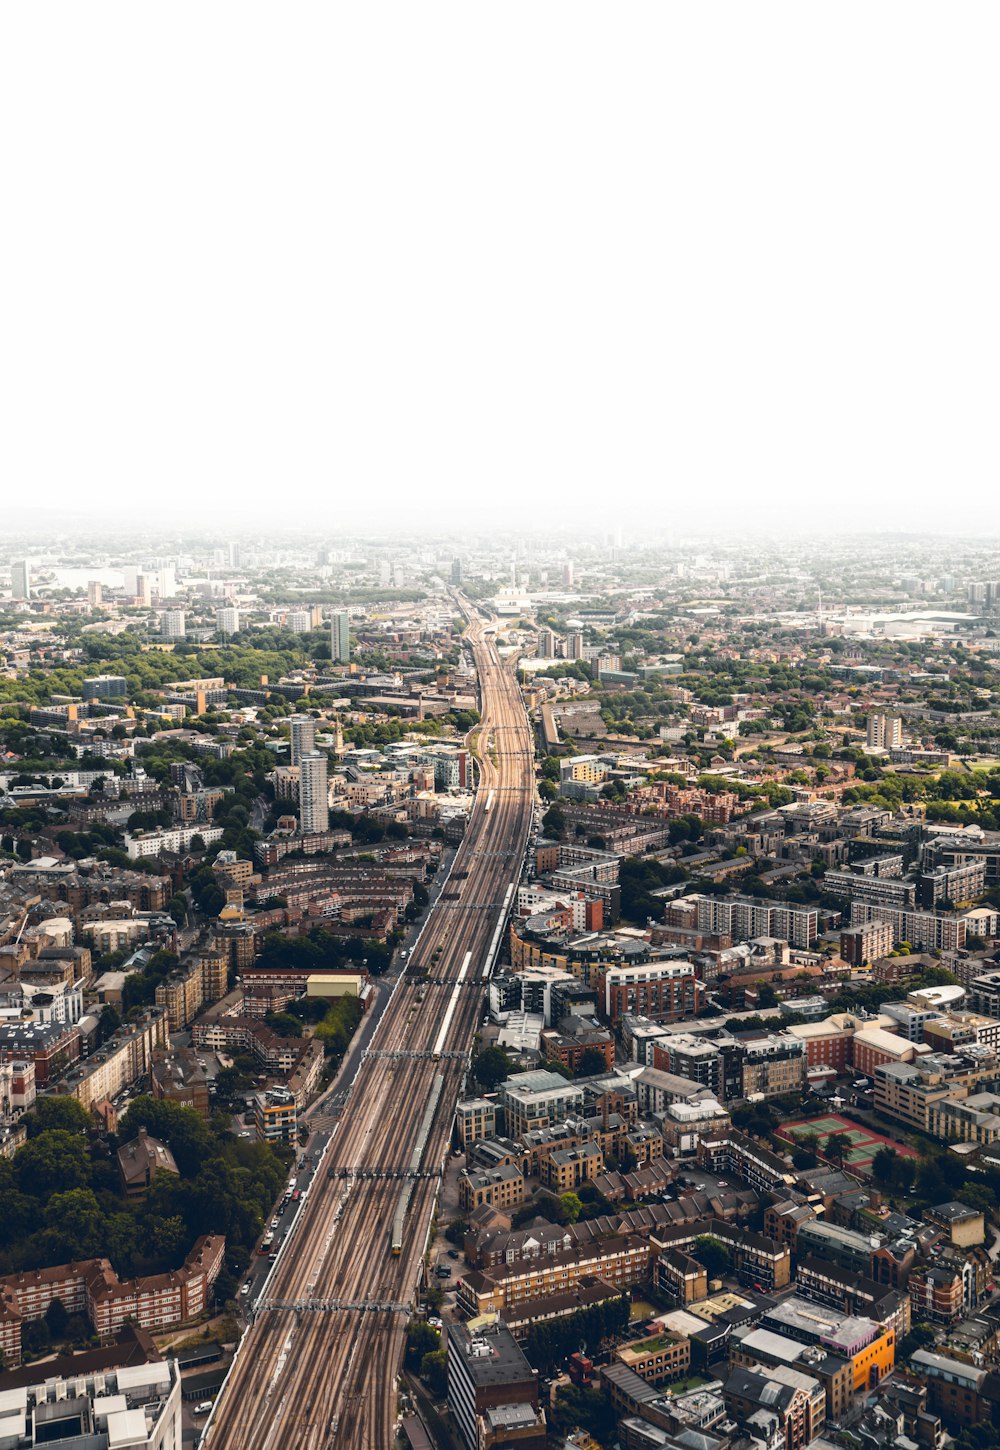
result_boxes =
[548,1383,616,1446]
[870,1145,916,1193]
[470,1045,512,1090]
[825,967,960,1017]
[120,949,181,1014]
[256,924,394,977]
[0,1097,289,1304]
[405,1320,447,1395]
[308,994,364,1064]
[619,856,689,924]
[523,1294,629,1373]
[54,821,126,860]
[692,1234,731,1279]
[0,634,331,709]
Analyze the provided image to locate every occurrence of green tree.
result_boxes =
[559,1192,583,1224]
[871,1146,895,1187]
[548,1385,616,1446]
[15,1131,91,1198]
[823,1132,850,1166]
[693,1234,731,1279]
[406,1321,441,1367]
[471,1045,510,1091]
[541,805,566,838]
[43,1188,104,1261]
[28,1096,91,1138]
[118,1097,212,1179]
[44,1297,69,1339]
[420,1347,448,1397]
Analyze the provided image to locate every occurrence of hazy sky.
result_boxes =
[2,4,998,534]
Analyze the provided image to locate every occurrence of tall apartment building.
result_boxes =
[840,920,894,967]
[918,861,986,908]
[83,674,128,701]
[286,609,311,633]
[298,751,329,834]
[849,901,967,952]
[11,560,30,599]
[57,1009,170,1111]
[500,1070,584,1138]
[724,1365,825,1450]
[330,610,350,664]
[651,1033,723,1095]
[289,714,317,766]
[693,894,818,950]
[867,712,903,751]
[537,627,557,658]
[87,579,103,606]
[451,557,463,584]
[723,1033,806,1100]
[446,1321,545,1450]
[254,1086,297,1144]
[161,610,186,640]
[600,960,704,1023]
[823,872,916,909]
[216,605,240,635]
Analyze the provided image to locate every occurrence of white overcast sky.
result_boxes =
[1,3,998,535]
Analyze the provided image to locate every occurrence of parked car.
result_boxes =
[241,1283,251,1296]
[447,1249,459,1260]
[194,1401,214,1415]
[435,1265,452,1278]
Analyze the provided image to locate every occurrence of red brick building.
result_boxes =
[0,1234,224,1367]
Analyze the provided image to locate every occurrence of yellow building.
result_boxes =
[154,965,205,1032]
[254,1086,297,1145]
[539,1144,603,1193]
[458,1165,525,1213]
[616,1331,690,1386]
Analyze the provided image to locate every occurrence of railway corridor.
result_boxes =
[205,608,536,1449]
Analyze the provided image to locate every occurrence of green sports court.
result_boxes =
[774,1113,917,1171]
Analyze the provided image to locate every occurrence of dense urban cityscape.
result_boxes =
[0,531,997,1449]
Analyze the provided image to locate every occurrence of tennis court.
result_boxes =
[775,1114,917,1173]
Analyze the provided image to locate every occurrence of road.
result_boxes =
[204,604,535,1449]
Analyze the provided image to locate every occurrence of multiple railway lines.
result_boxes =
[205,606,535,1449]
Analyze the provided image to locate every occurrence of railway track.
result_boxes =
[205,605,535,1449]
